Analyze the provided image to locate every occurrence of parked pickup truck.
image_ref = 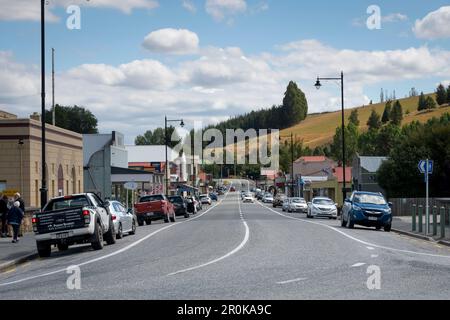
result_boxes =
[32,193,116,257]
[134,194,176,226]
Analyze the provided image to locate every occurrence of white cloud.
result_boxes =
[182,0,197,13]
[205,0,247,21]
[382,13,408,23]
[413,6,450,40]
[143,28,200,55]
[0,0,159,21]
[2,39,450,143]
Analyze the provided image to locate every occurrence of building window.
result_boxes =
[66,180,69,195]
[51,180,55,198]
[35,180,39,207]
[78,180,81,193]
[0,181,6,193]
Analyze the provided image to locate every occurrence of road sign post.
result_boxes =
[418,159,433,235]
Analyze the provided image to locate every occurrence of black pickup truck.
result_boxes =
[33,193,116,257]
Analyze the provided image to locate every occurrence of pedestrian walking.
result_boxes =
[0,195,8,237]
[14,193,25,212]
[7,201,24,243]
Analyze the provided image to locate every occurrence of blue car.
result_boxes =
[209,193,218,201]
[341,191,392,232]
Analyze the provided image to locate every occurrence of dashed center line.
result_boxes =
[276,277,307,285]
[351,262,366,268]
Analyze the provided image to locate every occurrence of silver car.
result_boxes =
[108,201,137,239]
[307,197,338,219]
[288,198,308,213]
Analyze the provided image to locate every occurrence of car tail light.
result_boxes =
[32,216,38,224]
[82,210,91,225]
[112,214,117,220]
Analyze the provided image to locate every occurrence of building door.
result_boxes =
[58,165,64,196]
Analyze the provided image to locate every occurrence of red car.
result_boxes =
[134,194,176,226]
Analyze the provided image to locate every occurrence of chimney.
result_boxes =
[30,112,41,122]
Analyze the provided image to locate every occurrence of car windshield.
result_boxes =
[43,195,90,212]
[313,199,334,205]
[140,195,164,202]
[354,194,387,205]
[168,197,183,204]
[292,198,305,203]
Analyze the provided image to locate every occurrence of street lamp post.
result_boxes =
[280,133,295,197]
[165,116,184,196]
[314,71,347,202]
[40,0,48,209]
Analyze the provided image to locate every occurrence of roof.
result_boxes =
[111,167,154,175]
[295,156,328,163]
[358,156,388,173]
[126,145,178,163]
[333,167,352,183]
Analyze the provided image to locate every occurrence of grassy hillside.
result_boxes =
[280,94,450,148]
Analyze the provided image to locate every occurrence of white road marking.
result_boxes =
[168,194,250,276]
[257,202,450,259]
[351,263,366,268]
[366,246,375,250]
[0,193,229,288]
[371,254,379,258]
[276,277,307,285]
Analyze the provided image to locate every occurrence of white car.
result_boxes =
[307,197,338,219]
[200,195,212,205]
[287,198,308,213]
[243,193,254,203]
[108,201,137,239]
[262,194,274,203]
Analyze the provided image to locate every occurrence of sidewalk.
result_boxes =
[392,216,450,246]
[0,232,38,272]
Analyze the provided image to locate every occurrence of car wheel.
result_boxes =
[138,219,144,227]
[37,241,52,257]
[57,243,69,252]
[348,215,355,229]
[384,224,392,232]
[146,220,152,225]
[341,214,347,227]
[129,220,136,235]
[116,223,123,240]
[91,221,104,250]
[170,213,176,223]
[104,218,116,245]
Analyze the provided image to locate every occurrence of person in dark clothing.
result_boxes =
[7,201,24,243]
[0,195,8,237]
[14,193,25,212]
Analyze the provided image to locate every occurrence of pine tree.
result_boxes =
[391,100,403,126]
[367,109,382,130]
[447,85,450,104]
[382,101,392,123]
[418,92,427,111]
[425,96,437,109]
[348,109,360,126]
[436,84,447,105]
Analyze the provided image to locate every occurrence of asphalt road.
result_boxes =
[1,180,449,300]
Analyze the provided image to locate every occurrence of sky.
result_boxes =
[1,0,450,144]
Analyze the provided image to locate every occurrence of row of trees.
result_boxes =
[206,81,308,135]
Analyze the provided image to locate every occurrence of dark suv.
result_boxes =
[341,191,392,232]
[168,196,190,219]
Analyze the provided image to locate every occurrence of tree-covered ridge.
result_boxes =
[206,81,308,134]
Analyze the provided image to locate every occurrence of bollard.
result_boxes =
[440,207,446,239]
[412,204,417,232]
[432,206,437,236]
[418,205,423,233]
